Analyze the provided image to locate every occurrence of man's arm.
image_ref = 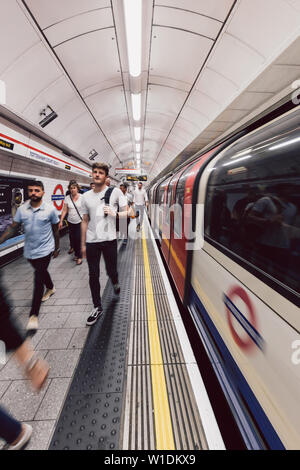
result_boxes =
[51,223,60,258]
[0,221,21,245]
[81,214,89,258]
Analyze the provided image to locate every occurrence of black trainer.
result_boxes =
[86,306,103,326]
[113,283,120,294]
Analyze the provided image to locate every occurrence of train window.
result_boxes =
[174,165,193,239]
[205,115,300,304]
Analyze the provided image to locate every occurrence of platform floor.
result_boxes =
[0,219,224,450]
[0,235,108,450]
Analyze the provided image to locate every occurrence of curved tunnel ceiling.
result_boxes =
[1,0,300,182]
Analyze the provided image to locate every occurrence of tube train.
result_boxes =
[148,105,300,449]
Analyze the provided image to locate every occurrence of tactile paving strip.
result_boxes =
[49,240,135,450]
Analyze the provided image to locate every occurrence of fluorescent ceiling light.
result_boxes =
[269,137,300,151]
[136,143,141,152]
[0,80,6,104]
[131,93,141,121]
[123,0,142,77]
[134,127,141,141]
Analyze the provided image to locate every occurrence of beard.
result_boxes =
[30,195,42,202]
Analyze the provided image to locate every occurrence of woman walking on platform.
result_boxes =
[59,181,83,265]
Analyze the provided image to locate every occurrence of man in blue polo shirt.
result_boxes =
[0,180,60,334]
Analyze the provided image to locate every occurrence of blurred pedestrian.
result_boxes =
[0,272,49,450]
[0,181,60,334]
[59,181,83,265]
[133,182,148,232]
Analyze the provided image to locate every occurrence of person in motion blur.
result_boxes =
[133,182,149,232]
[0,180,60,334]
[0,272,49,450]
[59,181,83,265]
[119,183,133,245]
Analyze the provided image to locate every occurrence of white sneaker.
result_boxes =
[42,287,56,302]
[4,423,33,450]
[26,315,38,332]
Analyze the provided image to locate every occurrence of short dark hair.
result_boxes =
[92,162,109,176]
[27,180,44,190]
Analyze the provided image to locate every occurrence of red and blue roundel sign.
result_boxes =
[223,286,264,352]
[51,184,65,211]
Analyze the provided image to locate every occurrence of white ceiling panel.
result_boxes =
[285,0,300,12]
[85,87,127,123]
[55,29,120,93]
[147,85,187,116]
[155,0,235,22]
[204,108,248,125]
[42,97,87,138]
[22,76,76,123]
[175,110,208,136]
[44,8,114,48]
[77,134,115,161]
[150,26,213,85]
[144,128,167,142]
[229,91,274,111]
[145,112,175,134]
[0,0,39,75]
[1,42,61,113]
[25,0,110,30]
[148,75,190,92]
[180,106,209,131]
[207,33,265,87]
[248,64,300,93]
[57,112,98,147]
[195,67,238,106]
[187,89,221,120]
[170,121,199,143]
[154,6,221,39]
[227,0,300,59]
[100,115,131,137]
[277,35,300,63]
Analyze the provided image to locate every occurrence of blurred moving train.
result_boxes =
[148,106,300,449]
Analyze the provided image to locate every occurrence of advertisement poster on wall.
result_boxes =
[0,175,29,250]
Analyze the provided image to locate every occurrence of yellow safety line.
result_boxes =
[142,230,175,450]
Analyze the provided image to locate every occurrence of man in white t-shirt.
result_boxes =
[81,163,128,325]
[133,182,148,232]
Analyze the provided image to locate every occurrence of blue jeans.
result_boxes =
[0,406,21,444]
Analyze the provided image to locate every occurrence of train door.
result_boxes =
[168,149,218,301]
[168,165,193,300]
[161,176,172,262]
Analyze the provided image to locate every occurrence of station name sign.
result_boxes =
[0,138,14,151]
[126,175,148,182]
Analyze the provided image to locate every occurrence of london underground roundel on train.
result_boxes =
[51,184,65,211]
[223,286,264,352]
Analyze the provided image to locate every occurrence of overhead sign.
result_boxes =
[127,176,139,181]
[139,175,147,181]
[223,286,264,352]
[0,138,14,151]
[65,165,71,170]
[115,168,141,175]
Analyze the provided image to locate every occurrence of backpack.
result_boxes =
[101,186,118,222]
